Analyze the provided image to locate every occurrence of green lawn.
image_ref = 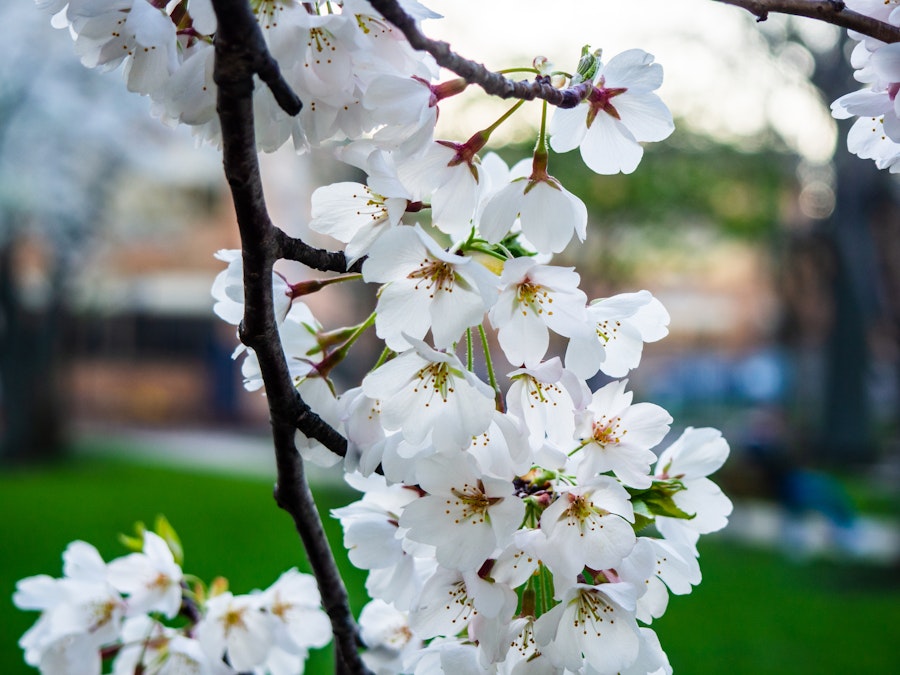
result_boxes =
[1,454,897,674]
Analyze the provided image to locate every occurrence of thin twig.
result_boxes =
[714,0,900,42]
[210,1,367,672]
[367,0,594,108]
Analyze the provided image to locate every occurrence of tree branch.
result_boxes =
[366,0,594,107]
[274,228,363,274]
[210,1,367,671]
[713,0,900,43]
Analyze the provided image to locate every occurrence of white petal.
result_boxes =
[581,113,643,175]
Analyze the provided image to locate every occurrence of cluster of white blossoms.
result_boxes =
[27,1,737,674]
[832,0,900,171]
[13,521,331,674]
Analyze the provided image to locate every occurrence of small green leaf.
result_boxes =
[630,480,696,522]
[631,500,656,533]
[118,520,147,553]
[154,515,184,567]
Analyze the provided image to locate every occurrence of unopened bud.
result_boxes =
[550,73,567,89]
[209,576,229,597]
[533,55,553,75]
[573,45,602,85]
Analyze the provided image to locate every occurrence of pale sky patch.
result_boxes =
[425,0,838,160]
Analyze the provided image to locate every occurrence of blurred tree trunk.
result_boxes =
[819,150,882,463]
[809,34,887,464]
[0,233,67,463]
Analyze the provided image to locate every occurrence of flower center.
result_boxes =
[89,598,120,634]
[594,319,621,344]
[450,482,500,523]
[221,607,247,636]
[591,414,624,446]
[517,281,554,317]
[523,375,563,407]
[413,362,454,402]
[407,259,456,298]
[574,588,614,628]
[586,83,628,128]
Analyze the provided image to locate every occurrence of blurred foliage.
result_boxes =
[502,124,793,239]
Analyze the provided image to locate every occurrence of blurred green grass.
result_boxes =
[1,453,897,674]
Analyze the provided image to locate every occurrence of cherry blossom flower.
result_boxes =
[259,569,332,659]
[362,337,497,452]
[67,0,179,95]
[15,542,125,671]
[479,157,588,254]
[358,600,423,675]
[616,536,700,624]
[505,358,589,452]
[363,226,499,351]
[399,451,525,570]
[364,74,460,154]
[550,49,674,175]
[332,473,421,575]
[565,289,670,379]
[410,567,517,640]
[309,181,409,264]
[107,531,183,618]
[533,582,641,673]
[112,617,230,675]
[196,592,273,673]
[463,410,534,479]
[572,380,672,488]
[239,304,322,392]
[653,427,734,544]
[405,637,484,675]
[489,257,589,367]
[841,115,900,172]
[538,476,636,584]
[398,139,492,239]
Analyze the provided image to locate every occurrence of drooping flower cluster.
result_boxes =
[13,520,331,675]
[36,0,445,150]
[831,0,900,170]
[200,12,728,673]
[26,1,737,674]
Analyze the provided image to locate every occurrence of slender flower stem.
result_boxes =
[478,324,504,412]
[478,324,498,392]
[372,346,394,370]
[532,100,551,178]
[466,328,474,372]
[536,100,549,157]
[341,312,376,352]
[496,67,541,76]
[479,99,526,138]
[316,312,376,377]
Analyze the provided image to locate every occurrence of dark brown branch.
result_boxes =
[714,0,900,43]
[210,1,367,672]
[210,0,302,115]
[274,228,363,273]
[366,0,593,108]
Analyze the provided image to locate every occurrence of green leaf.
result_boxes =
[631,500,656,533]
[118,520,147,553]
[630,480,695,522]
[154,514,184,567]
